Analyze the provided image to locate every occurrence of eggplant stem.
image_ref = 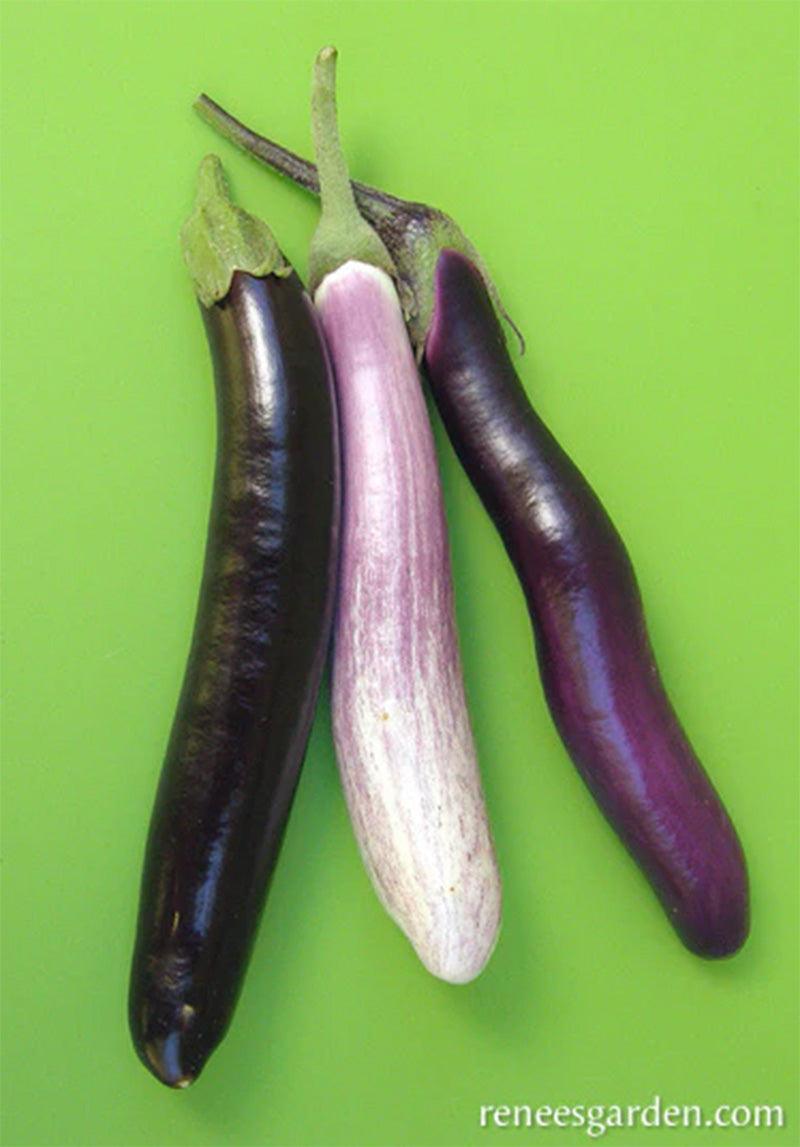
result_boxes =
[312,47,358,220]
[180,155,289,308]
[307,47,397,290]
[194,80,525,354]
[195,94,321,196]
[194,92,406,217]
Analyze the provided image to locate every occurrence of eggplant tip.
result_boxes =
[675,896,750,960]
[143,1032,200,1090]
[414,921,501,985]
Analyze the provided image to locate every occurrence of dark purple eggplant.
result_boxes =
[129,156,339,1088]
[425,249,748,958]
[192,104,749,957]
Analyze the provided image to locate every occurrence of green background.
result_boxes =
[2,2,797,1145]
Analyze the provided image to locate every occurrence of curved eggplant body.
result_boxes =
[129,270,339,1087]
[425,249,748,958]
[317,260,501,983]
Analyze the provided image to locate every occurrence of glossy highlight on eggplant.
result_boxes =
[425,249,749,958]
[129,163,339,1088]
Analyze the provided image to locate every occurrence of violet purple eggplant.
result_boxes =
[425,249,749,958]
[193,97,749,958]
[129,156,339,1088]
[304,48,501,982]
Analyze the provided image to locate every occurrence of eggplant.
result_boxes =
[129,156,339,1088]
[304,48,501,983]
[320,259,501,982]
[193,101,749,957]
[425,249,749,957]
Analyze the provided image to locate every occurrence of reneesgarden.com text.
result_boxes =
[479,1095,785,1138]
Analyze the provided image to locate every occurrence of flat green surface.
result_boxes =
[1,3,797,1146]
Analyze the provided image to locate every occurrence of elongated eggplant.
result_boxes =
[193,101,749,957]
[425,250,748,958]
[320,260,501,982]
[129,156,339,1088]
[305,49,501,983]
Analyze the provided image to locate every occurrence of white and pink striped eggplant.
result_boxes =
[308,48,501,982]
[317,260,501,982]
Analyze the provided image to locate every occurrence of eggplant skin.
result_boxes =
[317,261,501,984]
[129,270,339,1088]
[424,249,748,958]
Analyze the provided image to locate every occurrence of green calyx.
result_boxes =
[368,201,525,358]
[193,91,524,356]
[181,154,290,307]
[308,47,397,293]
